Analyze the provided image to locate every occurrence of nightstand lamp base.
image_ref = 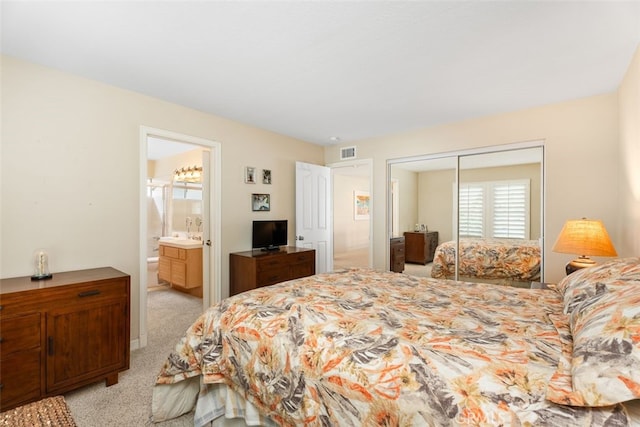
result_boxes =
[565,256,596,275]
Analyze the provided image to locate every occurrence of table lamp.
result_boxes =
[552,218,617,275]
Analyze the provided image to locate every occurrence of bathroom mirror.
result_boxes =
[170,181,203,238]
[388,143,544,286]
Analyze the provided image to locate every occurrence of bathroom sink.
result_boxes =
[158,237,203,249]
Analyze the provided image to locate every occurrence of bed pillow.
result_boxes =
[556,257,640,315]
[546,257,640,406]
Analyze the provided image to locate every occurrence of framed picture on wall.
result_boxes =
[354,190,370,220]
[245,166,256,184]
[262,169,272,184]
[252,193,270,211]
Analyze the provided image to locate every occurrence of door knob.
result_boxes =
[297,236,304,241]
[205,240,212,246]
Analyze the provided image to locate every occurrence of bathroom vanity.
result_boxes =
[158,239,203,297]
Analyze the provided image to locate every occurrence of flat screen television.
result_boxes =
[252,220,288,251]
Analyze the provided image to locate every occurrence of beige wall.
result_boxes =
[326,93,621,284]
[618,46,640,257]
[390,167,418,236]
[0,55,324,342]
[418,169,455,242]
[333,174,370,253]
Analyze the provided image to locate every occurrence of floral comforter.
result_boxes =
[430,238,541,281]
[156,268,634,426]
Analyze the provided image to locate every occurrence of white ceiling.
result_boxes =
[2,1,639,146]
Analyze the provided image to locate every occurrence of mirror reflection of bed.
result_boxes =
[389,144,544,287]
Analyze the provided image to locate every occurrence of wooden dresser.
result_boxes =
[404,231,439,265]
[229,247,315,296]
[0,267,130,411]
[390,236,405,273]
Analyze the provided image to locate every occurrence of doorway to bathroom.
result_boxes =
[146,140,206,297]
[139,126,221,350]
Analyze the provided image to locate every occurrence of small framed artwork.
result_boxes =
[262,169,272,184]
[252,193,270,211]
[354,190,370,220]
[245,166,256,184]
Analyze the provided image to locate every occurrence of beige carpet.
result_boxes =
[334,247,434,278]
[402,262,433,278]
[64,286,202,426]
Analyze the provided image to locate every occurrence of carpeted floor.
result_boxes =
[64,286,202,426]
[333,247,433,278]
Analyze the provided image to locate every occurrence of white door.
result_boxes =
[201,151,212,303]
[295,161,332,273]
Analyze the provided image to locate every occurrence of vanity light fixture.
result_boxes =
[174,165,202,183]
[552,218,617,275]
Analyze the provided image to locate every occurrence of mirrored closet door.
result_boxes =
[388,142,544,286]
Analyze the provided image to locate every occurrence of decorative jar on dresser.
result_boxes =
[0,267,130,411]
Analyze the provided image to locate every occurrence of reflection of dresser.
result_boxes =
[389,237,405,273]
[404,231,439,265]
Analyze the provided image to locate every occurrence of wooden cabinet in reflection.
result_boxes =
[390,237,405,273]
[404,231,438,265]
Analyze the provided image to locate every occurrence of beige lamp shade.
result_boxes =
[552,218,617,257]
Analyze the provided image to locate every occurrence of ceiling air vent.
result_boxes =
[340,146,357,160]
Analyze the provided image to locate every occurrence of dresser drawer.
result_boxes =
[288,251,314,265]
[290,262,314,280]
[50,280,129,305]
[0,313,41,356]
[257,267,290,286]
[0,349,41,409]
[256,256,289,271]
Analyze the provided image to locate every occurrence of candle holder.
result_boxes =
[31,250,53,281]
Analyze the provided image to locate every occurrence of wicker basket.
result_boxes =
[0,396,76,427]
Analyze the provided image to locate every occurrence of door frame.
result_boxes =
[138,126,221,349]
[328,159,374,268]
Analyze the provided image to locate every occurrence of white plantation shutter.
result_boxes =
[457,179,530,239]
[458,184,484,237]
[491,181,529,239]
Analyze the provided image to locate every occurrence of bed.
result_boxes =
[430,238,541,284]
[153,257,640,426]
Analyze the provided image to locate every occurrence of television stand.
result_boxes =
[260,246,281,252]
[229,246,315,296]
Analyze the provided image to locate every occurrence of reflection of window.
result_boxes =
[459,185,484,237]
[172,185,202,200]
[458,179,530,239]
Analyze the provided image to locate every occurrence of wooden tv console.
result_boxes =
[229,246,315,296]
